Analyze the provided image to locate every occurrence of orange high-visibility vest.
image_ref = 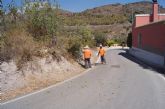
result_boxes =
[99,48,105,56]
[83,49,92,59]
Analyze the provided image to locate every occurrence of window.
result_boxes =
[138,33,142,48]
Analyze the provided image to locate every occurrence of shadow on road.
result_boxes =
[118,49,165,76]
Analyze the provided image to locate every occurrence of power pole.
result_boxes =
[131,8,133,24]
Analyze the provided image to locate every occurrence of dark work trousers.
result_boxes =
[84,58,91,68]
[101,55,106,63]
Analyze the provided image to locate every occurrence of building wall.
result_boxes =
[135,15,165,28]
[135,15,151,27]
[132,21,165,56]
[131,2,165,68]
[158,15,165,21]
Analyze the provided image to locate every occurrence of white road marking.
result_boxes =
[1,68,94,105]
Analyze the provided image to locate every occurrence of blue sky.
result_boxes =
[2,0,165,12]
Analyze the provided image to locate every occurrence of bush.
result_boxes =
[127,32,132,47]
[107,40,117,47]
[0,28,37,68]
[94,32,107,46]
[111,35,127,46]
[67,27,95,59]
[68,41,81,59]
[78,27,95,47]
[25,2,62,41]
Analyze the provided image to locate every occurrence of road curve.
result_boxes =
[1,49,165,109]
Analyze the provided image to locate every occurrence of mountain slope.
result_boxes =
[62,1,165,40]
[83,1,165,15]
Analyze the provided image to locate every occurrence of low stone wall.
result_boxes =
[129,47,165,69]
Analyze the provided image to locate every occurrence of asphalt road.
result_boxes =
[1,49,165,109]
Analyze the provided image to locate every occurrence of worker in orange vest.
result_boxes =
[83,45,92,68]
[98,44,106,64]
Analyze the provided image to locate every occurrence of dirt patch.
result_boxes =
[0,56,84,102]
[0,47,109,102]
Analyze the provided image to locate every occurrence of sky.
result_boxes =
[2,0,165,12]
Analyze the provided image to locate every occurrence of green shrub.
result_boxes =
[94,32,107,46]
[67,27,95,59]
[68,41,81,59]
[127,32,132,47]
[111,35,127,46]
[107,40,117,47]
[78,27,95,47]
[25,2,62,41]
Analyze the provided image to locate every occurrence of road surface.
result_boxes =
[1,49,165,109]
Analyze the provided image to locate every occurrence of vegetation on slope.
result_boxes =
[1,1,165,67]
[62,1,165,25]
[0,1,108,69]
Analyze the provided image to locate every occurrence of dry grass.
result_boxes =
[1,63,84,102]
[1,28,37,69]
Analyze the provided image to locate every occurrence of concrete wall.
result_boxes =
[129,47,165,68]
